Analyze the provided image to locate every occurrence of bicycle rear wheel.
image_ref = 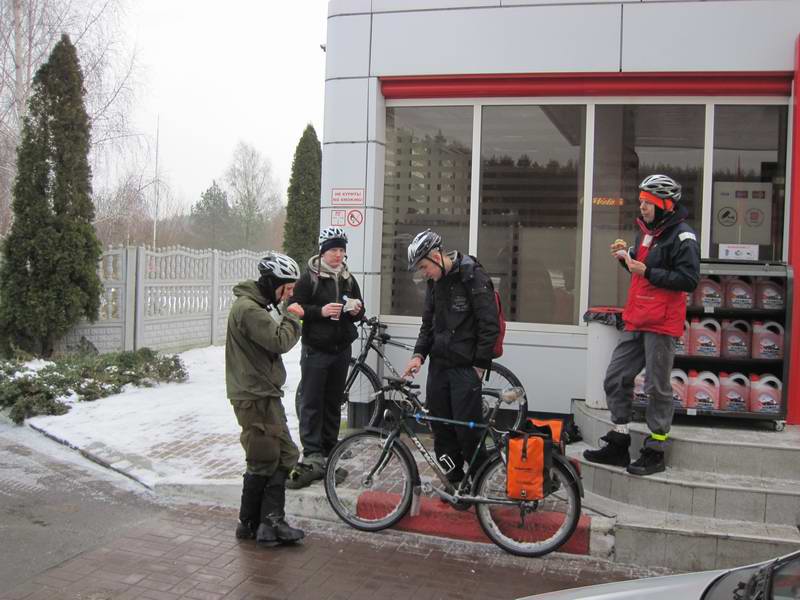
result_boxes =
[324,430,414,532]
[342,359,383,428]
[475,456,581,557]
[483,363,527,431]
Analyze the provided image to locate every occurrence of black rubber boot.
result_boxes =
[627,447,665,476]
[583,431,631,467]
[257,469,305,546]
[236,473,267,540]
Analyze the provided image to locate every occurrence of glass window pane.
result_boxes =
[381,107,473,316]
[711,105,788,261]
[589,105,705,308]
[478,105,586,325]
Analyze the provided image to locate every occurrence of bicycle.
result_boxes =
[342,316,527,431]
[324,376,584,557]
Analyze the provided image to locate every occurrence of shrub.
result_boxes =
[0,348,188,424]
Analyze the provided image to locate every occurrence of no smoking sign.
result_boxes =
[346,209,364,227]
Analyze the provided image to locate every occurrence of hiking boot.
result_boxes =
[269,516,305,543]
[285,462,324,489]
[257,469,305,546]
[583,431,631,467]
[626,447,665,476]
[236,521,257,540]
[333,467,348,485]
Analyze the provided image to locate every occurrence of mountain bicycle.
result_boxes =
[342,316,527,430]
[325,377,583,557]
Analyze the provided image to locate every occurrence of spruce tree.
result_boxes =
[0,35,101,357]
[283,124,321,264]
[191,180,231,249]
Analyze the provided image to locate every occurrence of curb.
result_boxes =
[149,480,609,557]
[26,423,611,558]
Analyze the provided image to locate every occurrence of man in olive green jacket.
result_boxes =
[226,251,306,547]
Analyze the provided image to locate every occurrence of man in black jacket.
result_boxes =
[402,230,500,489]
[286,227,365,489]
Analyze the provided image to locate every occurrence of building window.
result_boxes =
[478,106,586,325]
[381,107,473,316]
[589,105,705,308]
[711,105,788,262]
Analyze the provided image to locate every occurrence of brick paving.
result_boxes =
[0,507,651,600]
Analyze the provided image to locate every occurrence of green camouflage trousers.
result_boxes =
[232,396,300,476]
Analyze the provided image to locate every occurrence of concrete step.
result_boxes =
[573,399,800,481]
[582,491,800,572]
[568,443,800,526]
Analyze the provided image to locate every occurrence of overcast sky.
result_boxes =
[126,1,328,210]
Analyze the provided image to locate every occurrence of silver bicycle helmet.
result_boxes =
[407,229,443,270]
[639,174,682,203]
[258,251,301,282]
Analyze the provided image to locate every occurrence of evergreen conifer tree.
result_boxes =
[283,124,321,264]
[0,35,102,356]
[191,180,231,249]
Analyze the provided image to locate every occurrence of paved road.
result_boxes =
[1,419,657,599]
[0,420,166,590]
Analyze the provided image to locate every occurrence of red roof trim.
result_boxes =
[380,72,793,99]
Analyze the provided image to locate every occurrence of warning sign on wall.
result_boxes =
[332,188,365,207]
[346,209,364,228]
[331,209,346,227]
[712,182,772,248]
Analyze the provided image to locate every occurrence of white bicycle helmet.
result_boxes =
[407,229,443,270]
[319,227,348,246]
[639,174,682,203]
[258,251,301,281]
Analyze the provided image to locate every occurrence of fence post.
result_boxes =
[134,246,145,350]
[124,247,137,351]
[210,250,219,345]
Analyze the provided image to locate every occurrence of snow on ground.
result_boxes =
[27,344,302,487]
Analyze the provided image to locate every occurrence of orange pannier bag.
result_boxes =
[506,427,553,501]
[529,418,565,453]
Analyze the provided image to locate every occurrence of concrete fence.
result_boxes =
[59,246,264,354]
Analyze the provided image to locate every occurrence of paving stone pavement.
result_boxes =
[0,506,661,600]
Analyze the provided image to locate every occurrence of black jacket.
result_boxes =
[413,253,500,370]
[290,258,365,354]
[623,203,701,293]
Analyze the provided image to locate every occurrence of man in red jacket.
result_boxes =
[584,174,700,476]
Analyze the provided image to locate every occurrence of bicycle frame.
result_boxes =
[373,386,522,508]
[348,318,414,384]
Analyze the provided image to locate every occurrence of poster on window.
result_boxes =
[712,182,772,248]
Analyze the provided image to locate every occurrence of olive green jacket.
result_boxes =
[225,281,301,402]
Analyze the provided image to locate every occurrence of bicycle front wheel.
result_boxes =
[475,457,581,557]
[342,359,383,428]
[483,363,527,431]
[324,430,414,532]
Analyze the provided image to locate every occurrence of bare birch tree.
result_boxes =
[0,0,138,235]
[225,141,281,249]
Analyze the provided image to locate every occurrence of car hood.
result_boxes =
[518,569,726,600]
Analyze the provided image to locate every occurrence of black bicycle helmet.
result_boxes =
[258,251,301,282]
[407,229,443,271]
[639,174,682,203]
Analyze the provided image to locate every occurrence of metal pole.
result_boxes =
[152,116,160,248]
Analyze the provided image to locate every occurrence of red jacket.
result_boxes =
[622,206,700,337]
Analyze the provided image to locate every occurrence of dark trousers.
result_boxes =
[296,344,350,459]
[425,360,487,481]
[604,330,676,450]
